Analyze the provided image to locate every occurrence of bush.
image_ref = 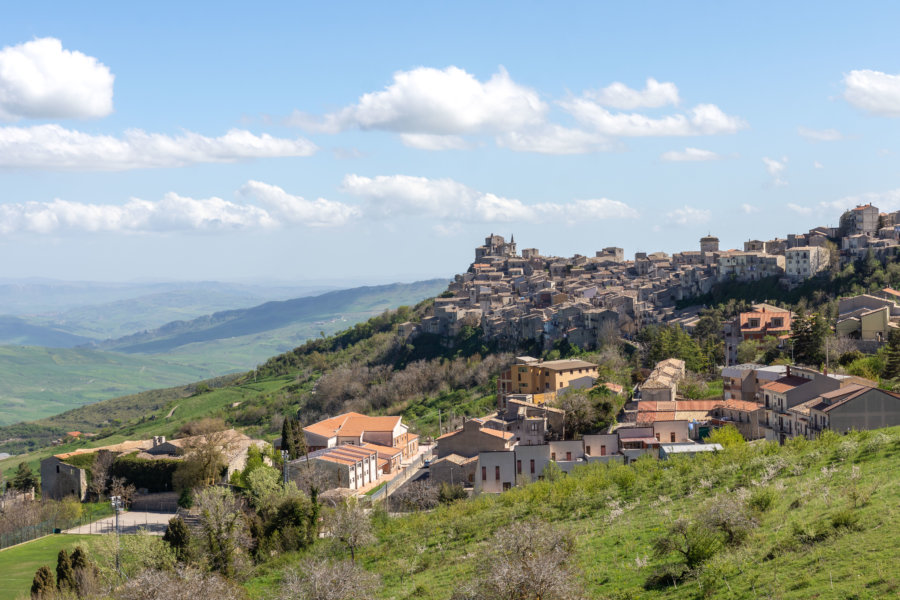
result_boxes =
[111,455,180,492]
[830,508,861,531]
[439,483,467,504]
[748,486,776,513]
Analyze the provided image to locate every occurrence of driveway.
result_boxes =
[63,511,176,535]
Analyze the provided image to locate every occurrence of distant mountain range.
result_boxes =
[0,278,449,426]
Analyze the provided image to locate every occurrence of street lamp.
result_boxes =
[110,495,123,576]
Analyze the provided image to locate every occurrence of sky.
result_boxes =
[3,2,900,284]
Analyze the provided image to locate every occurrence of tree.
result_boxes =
[883,328,900,379]
[194,486,248,577]
[112,566,244,600]
[653,517,723,570]
[554,390,597,437]
[89,450,115,500]
[281,416,307,461]
[172,431,231,490]
[162,517,192,562]
[438,482,467,504]
[279,558,379,600]
[108,476,136,508]
[389,479,439,512]
[706,425,745,448]
[454,520,583,600]
[56,549,75,592]
[326,499,374,562]
[30,566,54,599]
[791,309,828,366]
[12,462,38,492]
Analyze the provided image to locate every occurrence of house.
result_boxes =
[292,444,379,491]
[835,294,900,342]
[784,246,830,281]
[710,400,765,439]
[497,357,599,408]
[639,358,685,403]
[723,305,792,365]
[760,366,843,443]
[436,418,515,458]
[480,397,565,445]
[785,384,900,440]
[429,454,478,486]
[302,412,418,459]
[839,204,879,236]
[721,363,767,402]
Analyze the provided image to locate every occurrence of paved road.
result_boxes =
[63,511,176,535]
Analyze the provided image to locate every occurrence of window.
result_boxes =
[495,466,500,481]
[565,451,572,461]
[600,445,606,456]
[482,466,486,481]
[655,433,660,441]
[671,432,676,442]
[503,482,512,491]
[530,459,535,473]
[517,460,522,474]
[551,452,556,461]
[586,446,591,455]
[530,422,538,432]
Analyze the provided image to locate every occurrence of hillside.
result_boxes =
[93,279,449,355]
[0,346,214,426]
[245,426,900,600]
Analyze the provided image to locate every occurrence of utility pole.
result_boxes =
[438,409,442,436]
[110,495,123,577]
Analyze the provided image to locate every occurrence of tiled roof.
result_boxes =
[303,412,402,439]
[760,376,809,394]
[675,400,721,411]
[717,400,764,412]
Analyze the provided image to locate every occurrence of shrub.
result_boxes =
[830,508,861,531]
[748,486,776,513]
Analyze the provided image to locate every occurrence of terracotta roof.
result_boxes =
[360,442,402,457]
[882,287,900,298]
[303,412,402,439]
[637,411,677,422]
[717,400,764,412]
[481,428,515,440]
[675,400,721,411]
[760,376,809,394]
[536,359,598,371]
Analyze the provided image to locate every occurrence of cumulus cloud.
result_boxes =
[0,125,317,170]
[0,38,114,121]
[496,124,612,154]
[762,156,788,186]
[341,174,638,223]
[798,126,843,142]
[561,99,746,137]
[787,203,813,215]
[294,66,546,135]
[0,194,277,235]
[660,147,722,162]
[290,66,746,153]
[399,133,472,150]
[741,204,758,214]
[584,77,679,109]
[666,205,711,225]
[814,161,824,169]
[843,69,900,117]
[238,180,360,227]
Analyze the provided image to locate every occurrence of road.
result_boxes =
[63,511,175,535]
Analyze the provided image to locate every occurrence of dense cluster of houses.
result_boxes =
[405,204,900,354]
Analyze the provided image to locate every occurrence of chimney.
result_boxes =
[786,365,791,377]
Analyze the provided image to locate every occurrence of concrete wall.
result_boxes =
[828,389,900,432]
[476,451,517,493]
[651,420,690,443]
[583,434,618,457]
[513,444,551,484]
[436,420,512,458]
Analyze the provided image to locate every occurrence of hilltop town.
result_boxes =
[417,203,896,350]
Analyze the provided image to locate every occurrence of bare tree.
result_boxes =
[325,499,375,562]
[554,390,597,438]
[194,486,249,577]
[279,557,378,600]
[89,450,115,500]
[457,520,584,600]
[108,477,136,508]
[388,479,439,512]
[112,566,245,600]
[173,430,235,490]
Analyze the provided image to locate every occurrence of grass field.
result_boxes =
[244,426,900,599]
[0,534,99,600]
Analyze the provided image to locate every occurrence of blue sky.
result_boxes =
[2,2,900,283]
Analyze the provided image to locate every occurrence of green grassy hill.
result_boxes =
[0,346,215,426]
[246,427,900,600]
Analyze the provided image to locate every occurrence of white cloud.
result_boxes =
[585,77,679,110]
[741,204,758,214]
[843,69,900,117]
[340,174,638,223]
[798,126,843,142]
[830,188,900,212]
[762,156,788,186]
[238,180,360,227]
[0,194,276,235]
[0,125,317,170]
[660,147,722,162]
[814,161,824,169]
[787,203,813,215]
[666,205,711,225]
[562,99,746,137]
[295,66,546,135]
[0,38,114,121]
[496,124,612,154]
[399,133,471,150]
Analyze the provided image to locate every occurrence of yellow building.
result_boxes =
[498,357,599,407]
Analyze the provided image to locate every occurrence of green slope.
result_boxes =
[99,279,448,355]
[244,427,900,600]
[0,316,94,348]
[0,346,214,426]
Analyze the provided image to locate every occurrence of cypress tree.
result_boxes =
[70,546,89,572]
[281,417,296,459]
[163,516,192,562]
[884,329,900,379]
[56,549,75,592]
[293,418,308,459]
[30,566,54,599]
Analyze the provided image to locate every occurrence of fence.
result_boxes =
[0,505,115,550]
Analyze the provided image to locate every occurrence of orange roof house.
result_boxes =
[303,412,418,459]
